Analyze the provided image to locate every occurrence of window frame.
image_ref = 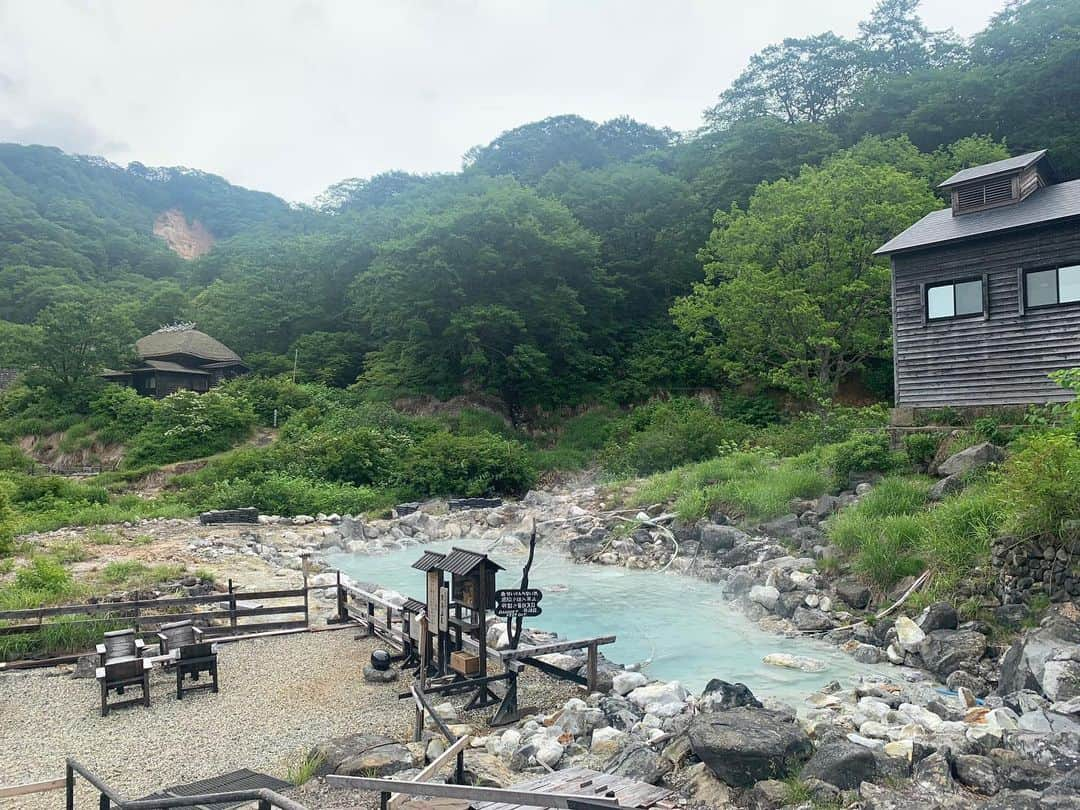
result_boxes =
[1022,264,1080,312]
[922,275,987,323]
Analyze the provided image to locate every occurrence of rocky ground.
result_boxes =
[6,443,1079,809]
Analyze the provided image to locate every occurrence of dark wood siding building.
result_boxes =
[102,325,248,398]
[876,151,1080,410]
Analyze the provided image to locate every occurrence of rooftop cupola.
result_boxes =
[938,150,1051,216]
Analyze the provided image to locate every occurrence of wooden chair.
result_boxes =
[157,619,219,699]
[96,628,146,666]
[96,657,152,716]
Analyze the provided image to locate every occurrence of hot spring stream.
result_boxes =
[324,538,882,702]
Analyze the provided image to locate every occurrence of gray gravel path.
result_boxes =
[0,629,578,810]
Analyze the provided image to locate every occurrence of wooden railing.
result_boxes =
[0,580,309,668]
[63,759,309,810]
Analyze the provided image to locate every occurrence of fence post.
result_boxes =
[336,570,347,622]
[228,579,237,631]
[66,762,74,810]
[258,800,271,810]
[300,552,311,629]
[99,791,109,810]
[587,641,598,693]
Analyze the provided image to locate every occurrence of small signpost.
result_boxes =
[494,588,543,619]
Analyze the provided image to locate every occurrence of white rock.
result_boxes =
[856,696,892,721]
[805,594,820,608]
[612,671,648,696]
[886,644,905,665]
[894,616,926,652]
[590,727,625,756]
[883,739,914,761]
[749,585,780,611]
[859,721,891,739]
[846,733,885,751]
[627,681,689,718]
[899,703,943,732]
[763,653,827,673]
[819,596,832,612]
[535,739,564,768]
[957,686,978,708]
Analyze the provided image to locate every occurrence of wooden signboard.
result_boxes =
[426,571,440,616]
[494,588,543,619]
[438,585,450,633]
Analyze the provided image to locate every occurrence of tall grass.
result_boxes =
[629,451,829,522]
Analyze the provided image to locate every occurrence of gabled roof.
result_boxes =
[412,551,447,572]
[442,547,504,576]
[402,598,427,614]
[136,327,242,363]
[875,179,1080,256]
[938,150,1047,189]
[142,359,210,375]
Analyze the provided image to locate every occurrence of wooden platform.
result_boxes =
[474,767,677,810]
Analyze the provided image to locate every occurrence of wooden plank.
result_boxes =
[0,777,66,798]
[236,588,308,600]
[388,737,472,810]
[499,636,615,661]
[324,777,621,809]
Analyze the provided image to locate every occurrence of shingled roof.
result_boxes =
[875,179,1080,256]
[136,327,242,363]
[938,150,1047,189]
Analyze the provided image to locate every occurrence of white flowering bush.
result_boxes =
[126,390,256,467]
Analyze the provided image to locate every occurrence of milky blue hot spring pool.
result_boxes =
[324,537,881,702]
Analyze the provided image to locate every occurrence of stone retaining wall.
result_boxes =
[993,534,1080,604]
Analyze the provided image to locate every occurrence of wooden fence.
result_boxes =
[0,580,308,667]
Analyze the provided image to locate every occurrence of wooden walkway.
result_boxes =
[473,767,677,810]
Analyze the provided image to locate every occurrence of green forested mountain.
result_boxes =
[2,0,1079,416]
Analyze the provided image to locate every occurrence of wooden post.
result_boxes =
[336,571,347,622]
[586,641,598,693]
[99,791,110,810]
[415,615,430,742]
[228,579,237,631]
[300,553,311,629]
[66,763,74,810]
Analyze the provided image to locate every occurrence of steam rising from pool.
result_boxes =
[325,537,881,701]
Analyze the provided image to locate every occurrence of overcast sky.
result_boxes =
[0,0,1007,202]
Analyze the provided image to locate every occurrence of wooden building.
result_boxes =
[102,324,248,398]
[875,150,1080,412]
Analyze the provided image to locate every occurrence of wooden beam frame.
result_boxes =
[325,776,622,810]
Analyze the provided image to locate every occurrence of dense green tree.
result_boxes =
[705,33,866,128]
[858,0,963,76]
[672,150,939,400]
[24,300,137,395]
[350,181,612,414]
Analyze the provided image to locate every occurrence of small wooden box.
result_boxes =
[450,651,480,676]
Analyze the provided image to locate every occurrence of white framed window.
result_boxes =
[925,278,985,321]
[1025,265,1080,309]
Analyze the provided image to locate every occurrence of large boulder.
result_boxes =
[603,741,672,785]
[312,733,414,777]
[835,578,871,610]
[626,681,689,718]
[954,754,1001,795]
[918,629,987,679]
[801,741,878,790]
[792,606,835,632]
[998,607,1080,700]
[687,707,812,788]
[700,523,748,552]
[918,602,959,633]
[699,679,763,712]
[937,442,1005,476]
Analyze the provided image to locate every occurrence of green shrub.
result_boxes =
[289,426,400,486]
[51,540,90,563]
[995,432,1080,539]
[9,473,109,507]
[1050,368,1080,437]
[218,376,318,425]
[854,515,925,591]
[89,385,157,445]
[126,390,257,467]
[186,472,386,517]
[14,556,73,595]
[0,443,29,471]
[822,431,895,490]
[921,486,1002,579]
[0,479,14,556]
[399,431,536,498]
[753,405,889,457]
[903,433,939,468]
[854,476,930,518]
[599,398,752,477]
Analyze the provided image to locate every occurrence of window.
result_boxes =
[1025,265,1080,309]
[926,278,984,320]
